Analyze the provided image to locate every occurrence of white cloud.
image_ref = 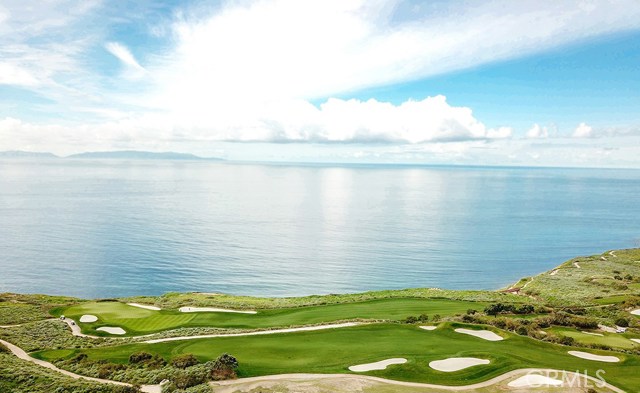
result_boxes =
[0,62,39,86]
[526,124,549,139]
[2,0,640,166]
[149,0,640,106]
[572,122,593,138]
[105,42,147,78]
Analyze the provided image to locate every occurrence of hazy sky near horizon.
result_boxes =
[1,0,640,167]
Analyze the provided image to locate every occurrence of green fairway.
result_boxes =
[57,298,489,336]
[548,327,640,350]
[35,323,640,391]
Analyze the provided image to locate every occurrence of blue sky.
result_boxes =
[1,0,640,167]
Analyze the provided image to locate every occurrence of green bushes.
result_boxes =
[171,354,199,369]
[484,303,535,316]
[210,353,238,380]
[129,352,154,364]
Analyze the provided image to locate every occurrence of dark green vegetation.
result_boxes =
[34,323,640,392]
[57,298,492,336]
[2,248,640,393]
[0,352,136,393]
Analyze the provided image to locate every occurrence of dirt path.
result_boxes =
[0,338,161,392]
[144,322,362,344]
[573,262,581,269]
[210,369,625,393]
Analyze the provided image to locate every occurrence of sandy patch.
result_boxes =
[508,374,563,387]
[630,338,640,344]
[429,357,489,372]
[97,327,126,335]
[631,309,640,316]
[349,358,407,372]
[179,306,257,314]
[568,351,619,362]
[419,326,437,331]
[549,269,559,276]
[455,328,504,341]
[598,324,617,333]
[581,331,603,337]
[127,303,161,311]
[79,315,98,323]
[573,262,581,268]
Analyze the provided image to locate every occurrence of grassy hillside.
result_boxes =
[515,248,640,306]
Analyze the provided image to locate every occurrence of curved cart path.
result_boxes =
[211,369,624,392]
[0,338,161,393]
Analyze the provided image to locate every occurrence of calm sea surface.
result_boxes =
[1,159,639,299]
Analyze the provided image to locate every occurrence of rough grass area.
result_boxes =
[0,319,112,352]
[519,249,640,306]
[123,288,526,311]
[35,322,640,392]
[0,293,80,325]
[0,353,135,393]
[59,298,493,336]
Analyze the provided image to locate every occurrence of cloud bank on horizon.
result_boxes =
[1,0,640,166]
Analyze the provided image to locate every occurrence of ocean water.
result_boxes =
[1,159,639,299]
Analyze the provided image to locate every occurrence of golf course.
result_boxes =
[2,249,640,392]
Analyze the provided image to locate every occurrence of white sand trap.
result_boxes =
[455,328,504,341]
[349,358,407,372]
[568,351,619,362]
[581,331,603,337]
[549,269,559,275]
[97,327,126,335]
[179,306,257,314]
[419,326,437,331]
[79,315,98,323]
[429,357,489,372]
[508,374,563,387]
[630,338,640,344]
[631,309,640,316]
[127,303,161,311]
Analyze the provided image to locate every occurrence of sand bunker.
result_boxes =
[568,351,619,362]
[631,309,640,316]
[508,374,563,387]
[97,327,126,335]
[429,357,489,372]
[454,328,504,341]
[79,315,98,323]
[419,326,437,331]
[630,338,640,344]
[349,358,407,372]
[127,303,161,311]
[179,306,257,314]
[581,331,603,336]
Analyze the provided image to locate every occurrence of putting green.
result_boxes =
[57,298,489,336]
[34,323,640,391]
